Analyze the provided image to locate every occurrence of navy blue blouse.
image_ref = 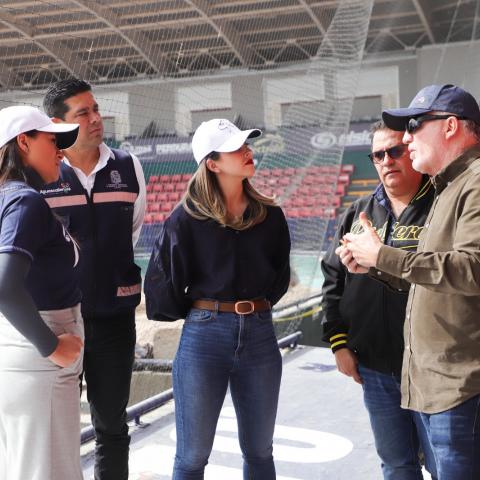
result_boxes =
[144,204,291,321]
[0,182,81,310]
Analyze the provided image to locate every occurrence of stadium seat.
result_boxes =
[292,198,305,208]
[338,173,350,184]
[161,202,174,213]
[146,193,156,202]
[172,174,182,182]
[286,208,300,218]
[164,184,175,192]
[153,213,167,223]
[175,182,188,192]
[153,184,163,192]
[156,192,169,202]
[149,175,159,183]
[341,164,355,174]
[148,202,160,213]
[167,191,181,201]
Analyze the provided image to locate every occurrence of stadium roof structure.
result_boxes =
[0,0,478,91]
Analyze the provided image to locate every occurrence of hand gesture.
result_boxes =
[335,242,369,274]
[343,212,382,268]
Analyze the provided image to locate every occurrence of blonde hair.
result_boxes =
[181,156,276,230]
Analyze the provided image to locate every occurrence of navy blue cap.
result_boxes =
[382,84,480,131]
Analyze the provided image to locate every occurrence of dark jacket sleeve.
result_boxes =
[321,205,357,351]
[0,252,59,356]
[267,207,291,306]
[144,211,192,321]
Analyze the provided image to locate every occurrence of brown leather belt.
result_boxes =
[192,299,271,315]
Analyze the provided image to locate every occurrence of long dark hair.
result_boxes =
[0,131,38,185]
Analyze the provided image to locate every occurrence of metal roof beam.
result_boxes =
[411,0,436,43]
[0,10,96,80]
[184,0,263,66]
[70,0,177,75]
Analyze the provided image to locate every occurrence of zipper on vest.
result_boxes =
[86,190,98,315]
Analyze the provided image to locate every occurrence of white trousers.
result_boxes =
[0,304,84,480]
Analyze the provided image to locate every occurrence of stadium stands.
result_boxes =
[143,165,354,225]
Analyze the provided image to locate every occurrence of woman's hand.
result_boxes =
[48,333,83,367]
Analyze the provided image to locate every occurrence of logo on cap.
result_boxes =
[217,119,235,133]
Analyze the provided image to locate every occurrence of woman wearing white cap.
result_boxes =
[145,118,291,480]
[0,106,84,480]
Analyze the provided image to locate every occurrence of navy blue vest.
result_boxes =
[41,148,141,318]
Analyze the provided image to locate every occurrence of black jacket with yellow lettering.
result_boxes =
[321,176,434,376]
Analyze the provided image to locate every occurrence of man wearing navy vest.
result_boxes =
[42,78,146,480]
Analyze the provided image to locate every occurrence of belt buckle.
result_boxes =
[234,300,255,315]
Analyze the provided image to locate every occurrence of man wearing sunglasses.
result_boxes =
[322,121,436,479]
[341,84,480,479]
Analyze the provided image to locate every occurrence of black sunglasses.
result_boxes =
[368,144,407,164]
[406,114,467,134]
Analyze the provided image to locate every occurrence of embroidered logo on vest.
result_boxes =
[107,170,128,189]
[110,170,122,184]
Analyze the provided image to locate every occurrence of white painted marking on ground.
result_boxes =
[169,408,353,463]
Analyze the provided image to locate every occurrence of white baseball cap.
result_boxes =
[0,105,79,150]
[191,118,262,164]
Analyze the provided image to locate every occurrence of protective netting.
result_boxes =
[0,1,373,327]
[0,2,377,410]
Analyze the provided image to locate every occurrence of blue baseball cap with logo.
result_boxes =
[382,84,480,131]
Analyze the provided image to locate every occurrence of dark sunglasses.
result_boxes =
[406,114,467,134]
[368,144,407,164]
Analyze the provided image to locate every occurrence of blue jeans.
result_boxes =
[419,394,480,480]
[172,308,282,480]
[358,365,437,480]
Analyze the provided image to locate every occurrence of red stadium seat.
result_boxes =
[311,207,324,217]
[161,202,174,213]
[156,192,169,202]
[149,175,159,183]
[292,198,305,208]
[175,182,188,192]
[181,174,192,182]
[341,164,355,173]
[338,173,350,184]
[153,213,167,223]
[164,183,175,192]
[146,193,156,203]
[167,191,181,201]
[148,202,160,213]
[146,184,154,192]
[286,208,300,218]
[153,184,163,192]
[172,174,182,183]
